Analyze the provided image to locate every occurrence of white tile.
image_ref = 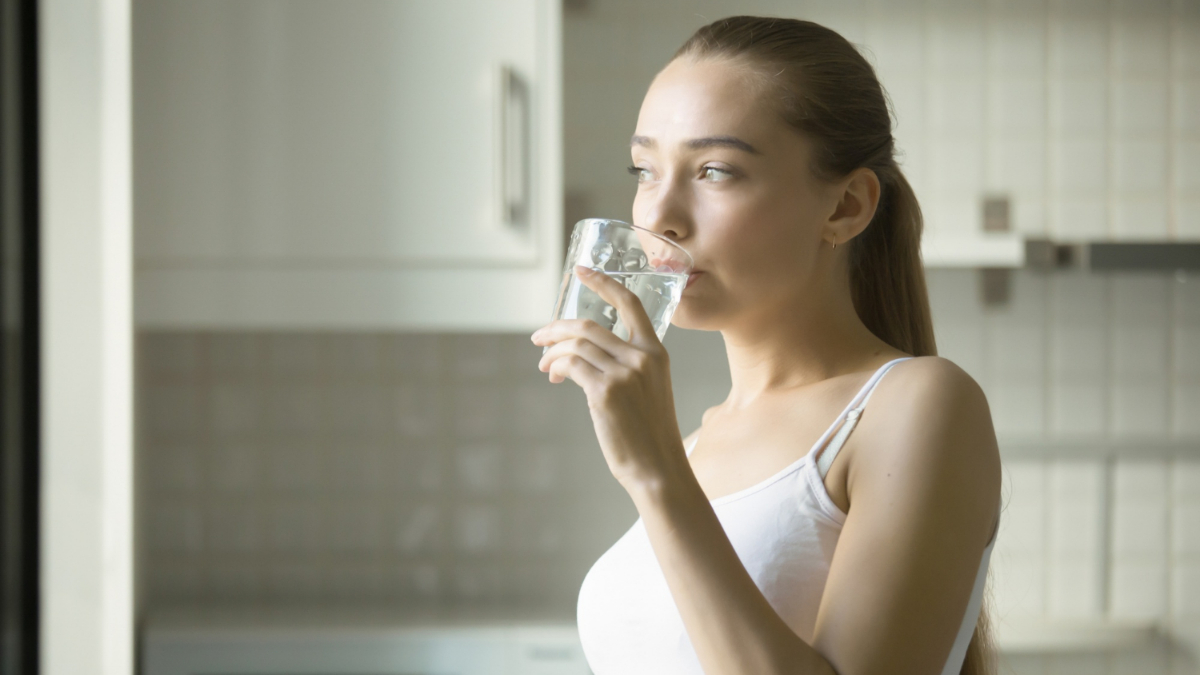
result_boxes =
[265,334,328,380]
[1050,197,1109,239]
[1176,81,1200,136]
[1112,276,1171,374]
[1050,381,1108,435]
[383,334,441,379]
[1112,140,1168,193]
[1111,559,1169,620]
[884,77,925,136]
[449,334,504,381]
[206,563,261,600]
[1014,195,1048,235]
[149,502,204,553]
[1179,200,1200,239]
[209,441,260,492]
[326,563,385,600]
[266,441,324,491]
[936,323,989,379]
[929,16,986,76]
[209,383,260,437]
[325,384,390,435]
[1178,326,1200,378]
[988,79,1047,136]
[1048,18,1108,78]
[455,503,503,554]
[998,503,1046,555]
[924,194,981,236]
[263,385,325,434]
[1175,564,1200,620]
[140,334,201,377]
[1049,78,1107,136]
[1051,138,1107,192]
[1112,80,1170,137]
[452,385,508,439]
[864,17,925,80]
[1007,460,1048,502]
[929,138,985,194]
[395,502,442,554]
[1174,383,1200,436]
[1051,325,1106,378]
[267,500,327,552]
[1175,21,1200,77]
[1173,460,1200,502]
[148,443,203,492]
[993,556,1047,616]
[990,380,1047,436]
[1115,460,1170,499]
[455,442,504,494]
[989,17,1047,76]
[327,501,383,552]
[512,443,562,492]
[143,384,204,437]
[988,137,1047,193]
[928,78,986,135]
[1049,556,1104,617]
[265,562,324,600]
[394,384,443,438]
[328,335,384,377]
[1175,141,1200,192]
[1112,199,1170,240]
[989,320,1046,377]
[1112,18,1171,77]
[208,334,262,379]
[1173,502,1200,555]
[206,501,262,552]
[327,441,386,492]
[1112,382,1171,436]
[1112,503,1168,557]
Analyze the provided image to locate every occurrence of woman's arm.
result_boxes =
[534,270,1000,675]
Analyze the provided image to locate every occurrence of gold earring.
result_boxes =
[832,240,837,250]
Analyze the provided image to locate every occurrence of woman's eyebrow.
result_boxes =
[630,134,761,155]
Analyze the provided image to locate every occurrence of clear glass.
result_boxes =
[548,219,693,347]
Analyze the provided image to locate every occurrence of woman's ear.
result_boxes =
[824,167,881,247]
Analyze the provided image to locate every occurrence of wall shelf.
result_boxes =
[995,618,1160,653]
[922,234,1025,268]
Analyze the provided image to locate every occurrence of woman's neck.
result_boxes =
[717,280,899,409]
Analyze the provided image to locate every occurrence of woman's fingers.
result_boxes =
[572,266,659,348]
[539,337,620,379]
[547,352,604,389]
[532,318,638,363]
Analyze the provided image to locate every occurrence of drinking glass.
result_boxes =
[548,218,693,346]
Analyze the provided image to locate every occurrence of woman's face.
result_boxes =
[631,56,842,331]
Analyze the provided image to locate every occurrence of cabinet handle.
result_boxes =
[497,64,530,228]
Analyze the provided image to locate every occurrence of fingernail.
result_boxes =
[575,265,593,275]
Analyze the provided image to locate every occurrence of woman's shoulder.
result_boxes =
[858,355,1000,483]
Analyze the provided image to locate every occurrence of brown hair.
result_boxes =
[675,16,993,675]
[675,16,937,359]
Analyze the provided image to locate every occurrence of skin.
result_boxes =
[532,56,1001,675]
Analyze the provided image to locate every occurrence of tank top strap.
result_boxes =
[811,357,913,479]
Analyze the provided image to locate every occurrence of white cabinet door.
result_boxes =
[134,0,561,330]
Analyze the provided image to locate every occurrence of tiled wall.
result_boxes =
[562,0,1200,241]
[137,333,637,613]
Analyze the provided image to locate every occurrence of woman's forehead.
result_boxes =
[634,57,781,149]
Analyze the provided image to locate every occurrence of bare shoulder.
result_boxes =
[851,356,1001,531]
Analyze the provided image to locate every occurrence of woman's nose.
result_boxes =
[640,176,691,242]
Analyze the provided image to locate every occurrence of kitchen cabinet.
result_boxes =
[134,0,562,330]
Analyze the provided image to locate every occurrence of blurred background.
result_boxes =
[20,0,1200,673]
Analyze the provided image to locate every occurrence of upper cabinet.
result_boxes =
[134,0,561,330]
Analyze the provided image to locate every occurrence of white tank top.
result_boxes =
[576,357,996,675]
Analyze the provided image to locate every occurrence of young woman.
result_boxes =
[532,16,1001,675]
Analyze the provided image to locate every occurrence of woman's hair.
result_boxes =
[675,17,993,675]
[674,16,938,359]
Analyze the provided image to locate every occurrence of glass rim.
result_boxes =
[575,218,694,268]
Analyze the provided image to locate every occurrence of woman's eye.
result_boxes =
[702,167,733,182]
[627,165,653,183]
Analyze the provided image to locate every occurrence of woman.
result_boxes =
[532,16,1001,675]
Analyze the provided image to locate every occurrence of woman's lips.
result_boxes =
[686,271,703,288]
